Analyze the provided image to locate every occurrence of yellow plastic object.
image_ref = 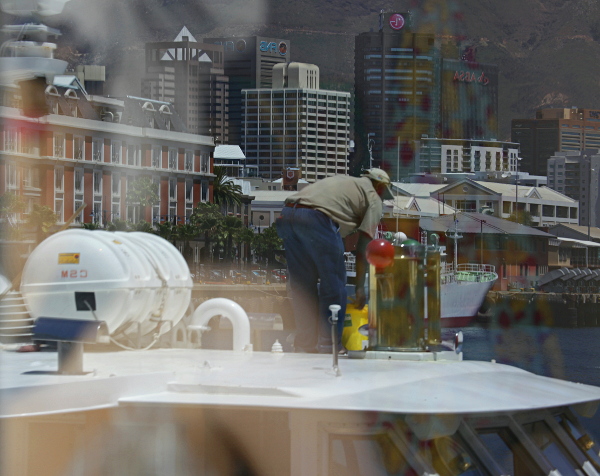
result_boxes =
[342,302,369,351]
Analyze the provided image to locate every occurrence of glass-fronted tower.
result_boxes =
[204,36,291,146]
[242,63,350,182]
[354,12,440,180]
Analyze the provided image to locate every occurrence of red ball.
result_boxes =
[366,239,395,269]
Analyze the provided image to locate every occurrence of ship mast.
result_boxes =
[445,215,462,273]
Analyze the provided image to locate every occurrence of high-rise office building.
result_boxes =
[512,108,600,176]
[354,12,439,178]
[204,36,291,146]
[142,27,229,141]
[440,59,498,141]
[354,13,500,179]
[242,63,350,182]
[547,150,600,228]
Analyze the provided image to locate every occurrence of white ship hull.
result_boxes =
[347,256,498,328]
[441,275,496,327]
[440,263,498,327]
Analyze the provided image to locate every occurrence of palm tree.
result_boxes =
[174,223,199,261]
[222,215,243,262]
[155,221,177,244]
[212,167,243,210]
[190,203,224,263]
[252,224,283,267]
[234,226,255,263]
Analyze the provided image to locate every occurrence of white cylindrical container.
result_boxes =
[116,231,192,336]
[21,229,192,337]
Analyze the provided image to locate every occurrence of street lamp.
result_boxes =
[480,219,486,266]
[515,157,522,223]
[259,214,264,233]
[587,160,595,242]
[368,135,375,170]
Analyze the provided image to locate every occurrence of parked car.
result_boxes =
[208,269,227,283]
[271,269,288,283]
[251,269,267,284]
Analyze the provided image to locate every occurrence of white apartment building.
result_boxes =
[416,137,520,175]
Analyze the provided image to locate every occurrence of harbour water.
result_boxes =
[449,324,600,386]
[446,324,600,437]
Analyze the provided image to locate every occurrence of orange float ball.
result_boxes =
[366,239,395,269]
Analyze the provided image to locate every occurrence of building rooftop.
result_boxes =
[214,145,246,160]
[420,212,555,237]
[392,183,446,197]
[548,224,600,241]
[250,190,297,203]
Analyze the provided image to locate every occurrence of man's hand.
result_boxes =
[354,285,367,310]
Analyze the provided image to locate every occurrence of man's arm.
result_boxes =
[353,231,371,310]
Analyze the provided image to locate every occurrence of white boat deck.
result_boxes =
[3,347,600,418]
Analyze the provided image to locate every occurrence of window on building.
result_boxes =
[21,128,36,154]
[74,168,84,223]
[93,170,102,195]
[93,138,103,162]
[169,178,177,222]
[152,146,161,168]
[54,166,64,192]
[112,173,121,196]
[74,136,85,160]
[6,161,17,190]
[4,127,18,152]
[54,198,64,222]
[168,148,177,169]
[200,152,209,173]
[74,168,84,193]
[127,144,140,166]
[169,177,177,200]
[185,150,193,171]
[23,167,39,189]
[152,177,161,222]
[455,200,477,212]
[185,179,193,202]
[543,205,555,217]
[54,133,65,158]
[111,140,122,164]
[201,180,208,202]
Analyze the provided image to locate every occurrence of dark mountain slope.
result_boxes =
[32,0,600,139]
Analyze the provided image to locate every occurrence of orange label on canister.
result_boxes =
[58,253,80,264]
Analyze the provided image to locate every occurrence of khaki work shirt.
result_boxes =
[285,176,382,238]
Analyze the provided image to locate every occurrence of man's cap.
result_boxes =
[361,168,394,199]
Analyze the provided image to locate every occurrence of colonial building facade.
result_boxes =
[1,77,214,229]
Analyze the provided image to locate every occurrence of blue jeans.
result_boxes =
[277,206,347,353]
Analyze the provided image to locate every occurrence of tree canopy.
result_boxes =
[126,176,159,208]
[212,167,243,207]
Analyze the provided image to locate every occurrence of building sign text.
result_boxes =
[453,71,490,85]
